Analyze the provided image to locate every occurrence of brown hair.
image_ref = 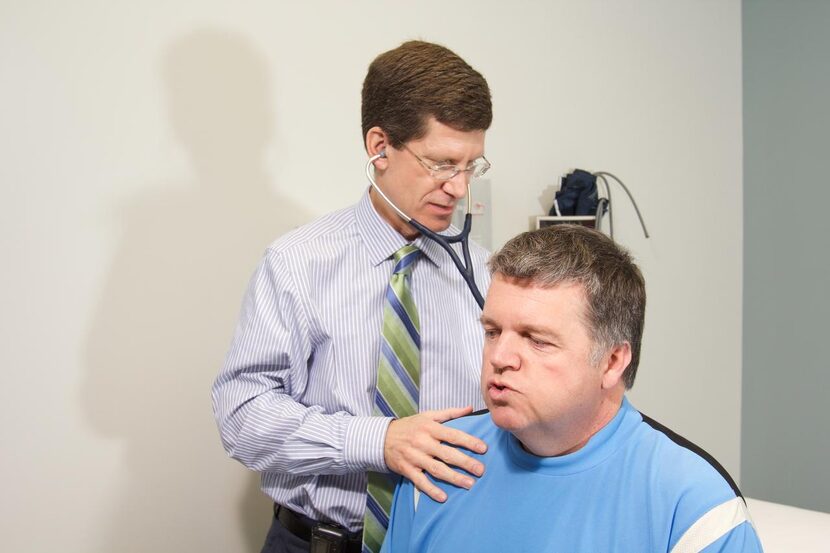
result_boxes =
[361,40,492,148]
[488,225,646,389]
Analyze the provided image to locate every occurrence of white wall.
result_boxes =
[0,1,743,551]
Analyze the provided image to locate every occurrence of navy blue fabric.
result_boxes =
[552,169,601,216]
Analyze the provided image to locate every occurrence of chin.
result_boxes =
[489,406,524,432]
[420,216,453,233]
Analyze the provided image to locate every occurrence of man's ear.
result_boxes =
[365,126,390,170]
[600,342,632,390]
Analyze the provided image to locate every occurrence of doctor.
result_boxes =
[213,40,494,553]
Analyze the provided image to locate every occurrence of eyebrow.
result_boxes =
[479,315,563,341]
[423,150,484,166]
[424,154,460,166]
[521,324,563,342]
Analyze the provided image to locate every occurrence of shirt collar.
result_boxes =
[355,188,461,268]
[505,396,632,475]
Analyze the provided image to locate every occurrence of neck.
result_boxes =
[368,186,419,240]
[516,393,624,457]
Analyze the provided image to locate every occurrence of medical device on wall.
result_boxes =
[537,169,649,240]
[366,152,486,309]
[452,178,492,252]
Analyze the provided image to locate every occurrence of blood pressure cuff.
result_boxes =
[551,169,600,216]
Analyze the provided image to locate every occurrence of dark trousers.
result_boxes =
[260,513,310,553]
[262,506,364,553]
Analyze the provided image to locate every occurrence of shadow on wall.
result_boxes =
[82,29,311,553]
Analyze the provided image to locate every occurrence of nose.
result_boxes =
[485,333,521,374]
[441,170,470,199]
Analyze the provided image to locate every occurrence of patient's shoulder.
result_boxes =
[638,411,742,500]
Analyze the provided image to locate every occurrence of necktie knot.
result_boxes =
[392,244,420,276]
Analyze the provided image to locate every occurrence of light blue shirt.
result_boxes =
[382,398,764,552]
[212,190,489,531]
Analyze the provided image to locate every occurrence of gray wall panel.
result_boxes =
[742,0,830,512]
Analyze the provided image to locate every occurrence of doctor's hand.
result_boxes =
[383,406,488,503]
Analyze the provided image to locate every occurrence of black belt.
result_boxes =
[274,504,363,553]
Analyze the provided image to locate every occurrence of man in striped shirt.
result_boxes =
[213,41,494,552]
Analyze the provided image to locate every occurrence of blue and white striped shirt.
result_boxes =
[212,191,489,531]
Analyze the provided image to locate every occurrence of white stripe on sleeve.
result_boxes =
[671,497,751,553]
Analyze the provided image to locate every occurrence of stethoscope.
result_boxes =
[366,151,485,309]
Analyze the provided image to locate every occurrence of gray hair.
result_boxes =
[488,225,646,388]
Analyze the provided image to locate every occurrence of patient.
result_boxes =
[381,225,763,552]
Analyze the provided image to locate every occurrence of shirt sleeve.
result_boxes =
[670,496,765,553]
[381,479,417,553]
[211,248,391,475]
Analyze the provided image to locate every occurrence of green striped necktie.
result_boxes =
[362,244,421,553]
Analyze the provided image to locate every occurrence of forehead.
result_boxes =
[483,275,592,335]
[411,117,485,158]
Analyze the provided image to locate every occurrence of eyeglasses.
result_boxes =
[402,144,491,181]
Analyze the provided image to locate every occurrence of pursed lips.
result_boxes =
[486,378,518,400]
[489,379,514,390]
